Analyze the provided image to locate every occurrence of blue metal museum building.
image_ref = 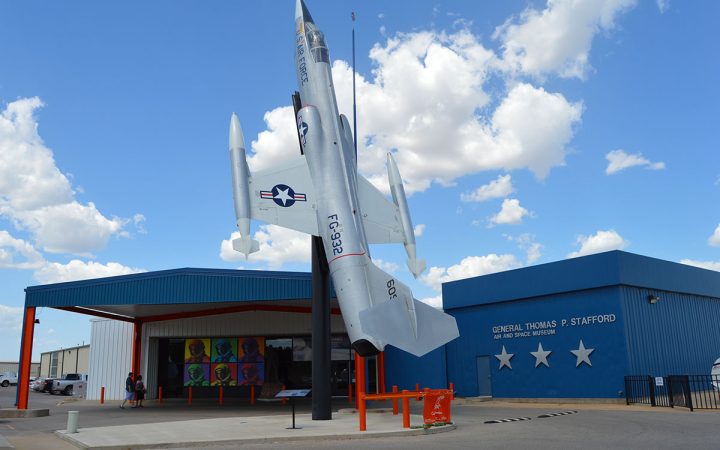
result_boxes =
[387,250,720,400]
[17,250,720,408]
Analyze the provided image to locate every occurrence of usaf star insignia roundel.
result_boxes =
[260,184,307,208]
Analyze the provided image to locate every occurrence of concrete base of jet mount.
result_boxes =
[55,412,455,450]
[0,408,50,418]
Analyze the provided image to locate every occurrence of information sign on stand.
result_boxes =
[275,389,311,429]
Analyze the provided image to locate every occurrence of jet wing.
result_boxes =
[249,157,319,235]
[357,176,404,244]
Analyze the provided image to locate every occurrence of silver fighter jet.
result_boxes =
[229,0,459,357]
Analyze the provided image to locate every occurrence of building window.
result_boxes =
[50,353,58,378]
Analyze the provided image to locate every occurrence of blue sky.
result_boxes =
[1,0,718,361]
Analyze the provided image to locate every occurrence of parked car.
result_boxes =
[0,372,18,387]
[30,377,46,391]
[50,373,87,395]
[712,357,720,390]
[41,378,56,393]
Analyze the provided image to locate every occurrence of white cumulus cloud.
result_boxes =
[372,258,399,274]
[33,260,146,284]
[511,233,543,264]
[461,174,514,202]
[220,226,310,269]
[422,254,521,292]
[605,149,665,174]
[708,224,720,247]
[679,259,720,272]
[414,224,426,237]
[489,198,530,226]
[567,229,628,258]
[420,295,443,309]
[494,0,637,79]
[0,230,45,269]
[0,98,139,255]
[0,304,23,336]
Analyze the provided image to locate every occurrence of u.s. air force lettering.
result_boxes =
[492,314,616,340]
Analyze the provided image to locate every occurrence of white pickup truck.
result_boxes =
[50,373,87,395]
[0,372,18,387]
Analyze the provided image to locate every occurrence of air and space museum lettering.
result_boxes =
[492,314,617,340]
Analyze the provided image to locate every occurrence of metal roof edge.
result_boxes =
[25,268,313,293]
[441,250,720,309]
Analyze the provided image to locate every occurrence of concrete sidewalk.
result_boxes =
[55,411,454,449]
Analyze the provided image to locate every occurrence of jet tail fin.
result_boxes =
[360,297,459,357]
[359,262,459,357]
[232,235,260,258]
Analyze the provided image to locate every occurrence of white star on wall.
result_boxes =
[530,342,552,368]
[495,346,514,370]
[570,339,595,367]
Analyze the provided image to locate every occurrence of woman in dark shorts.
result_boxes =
[133,375,146,408]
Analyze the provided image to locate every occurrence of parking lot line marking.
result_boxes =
[484,417,532,424]
[537,410,578,418]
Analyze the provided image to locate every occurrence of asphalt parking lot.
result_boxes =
[1,387,719,450]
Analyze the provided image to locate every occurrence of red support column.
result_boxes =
[17,307,36,410]
[131,320,142,378]
[354,353,365,410]
[378,352,386,394]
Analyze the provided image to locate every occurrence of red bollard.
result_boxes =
[359,392,367,431]
[281,384,288,405]
[100,386,105,405]
[219,386,224,406]
[415,383,421,401]
[158,386,163,403]
[449,382,454,400]
[188,386,193,405]
[392,386,398,415]
[402,390,410,428]
[251,385,256,405]
[348,381,353,404]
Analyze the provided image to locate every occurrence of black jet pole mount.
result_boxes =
[293,91,332,420]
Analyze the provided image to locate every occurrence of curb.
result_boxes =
[0,408,50,418]
[55,423,456,450]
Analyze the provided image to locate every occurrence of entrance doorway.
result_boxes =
[476,356,492,397]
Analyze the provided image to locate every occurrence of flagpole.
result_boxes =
[352,11,357,163]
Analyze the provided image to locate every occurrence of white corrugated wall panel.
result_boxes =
[87,319,133,400]
[142,311,345,338]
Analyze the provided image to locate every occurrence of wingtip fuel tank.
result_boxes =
[229,113,259,258]
[386,153,426,278]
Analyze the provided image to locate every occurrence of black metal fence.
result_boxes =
[625,375,720,411]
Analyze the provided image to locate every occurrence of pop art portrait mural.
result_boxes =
[211,363,238,386]
[184,363,210,386]
[185,338,211,363]
[212,338,238,363]
[238,337,265,363]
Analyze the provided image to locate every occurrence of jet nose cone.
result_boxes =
[229,113,244,149]
[295,0,303,19]
[296,0,314,25]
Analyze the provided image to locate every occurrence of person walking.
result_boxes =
[133,375,146,408]
[120,372,134,409]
